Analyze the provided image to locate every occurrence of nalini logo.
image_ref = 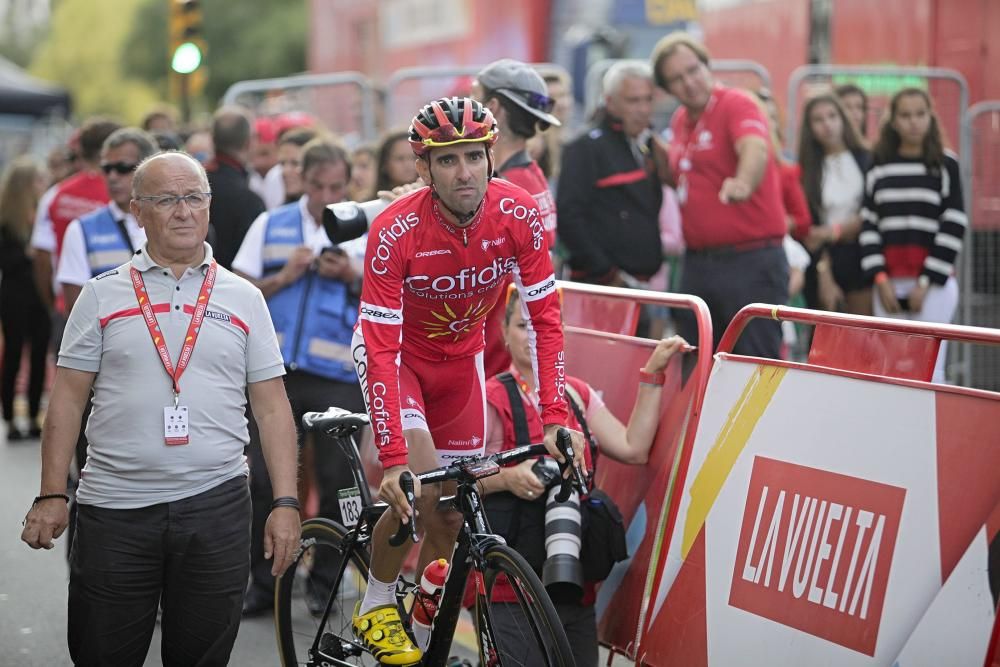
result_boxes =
[728,456,906,656]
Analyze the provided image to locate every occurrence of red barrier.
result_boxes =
[640,304,1000,666]
[557,281,712,658]
[561,287,641,336]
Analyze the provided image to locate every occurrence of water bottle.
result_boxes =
[411,558,449,650]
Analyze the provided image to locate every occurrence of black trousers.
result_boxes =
[68,476,251,667]
[0,298,50,423]
[491,601,599,667]
[246,370,365,594]
[674,244,788,358]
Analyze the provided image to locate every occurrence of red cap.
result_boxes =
[254,117,278,144]
[274,111,317,138]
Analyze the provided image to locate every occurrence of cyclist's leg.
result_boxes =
[413,350,488,573]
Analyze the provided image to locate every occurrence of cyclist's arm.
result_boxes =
[511,205,569,431]
[358,215,408,469]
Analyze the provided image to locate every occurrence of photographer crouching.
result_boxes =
[476,286,689,666]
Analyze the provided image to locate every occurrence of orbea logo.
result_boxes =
[728,456,906,656]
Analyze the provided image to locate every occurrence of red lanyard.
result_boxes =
[130,261,217,402]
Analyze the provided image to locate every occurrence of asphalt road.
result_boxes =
[0,432,282,666]
[1,431,628,666]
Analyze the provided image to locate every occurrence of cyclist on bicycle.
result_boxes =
[350,96,584,664]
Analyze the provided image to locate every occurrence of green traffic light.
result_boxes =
[171,41,202,74]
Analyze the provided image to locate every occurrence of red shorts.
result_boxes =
[398,350,486,465]
[351,329,486,467]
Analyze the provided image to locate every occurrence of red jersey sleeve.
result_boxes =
[358,207,409,469]
[724,89,771,143]
[503,189,570,429]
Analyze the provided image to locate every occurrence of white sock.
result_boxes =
[359,573,398,616]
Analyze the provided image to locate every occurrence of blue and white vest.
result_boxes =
[263,203,358,382]
[79,206,133,277]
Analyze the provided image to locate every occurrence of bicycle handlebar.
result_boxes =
[388,472,419,547]
[384,428,586,547]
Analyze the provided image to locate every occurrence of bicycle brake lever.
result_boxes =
[554,428,587,502]
[388,471,419,547]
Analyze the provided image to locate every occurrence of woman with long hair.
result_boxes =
[835,83,870,145]
[797,92,873,313]
[859,88,966,382]
[374,129,418,194]
[0,156,51,440]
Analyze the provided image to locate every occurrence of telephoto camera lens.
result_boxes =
[542,486,584,601]
[531,457,560,489]
[322,198,389,244]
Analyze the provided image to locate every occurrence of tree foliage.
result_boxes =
[29,0,161,123]
[27,0,307,123]
[123,0,308,108]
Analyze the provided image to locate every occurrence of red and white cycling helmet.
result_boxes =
[408,97,499,158]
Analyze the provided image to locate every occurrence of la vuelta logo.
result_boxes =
[728,457,906,656]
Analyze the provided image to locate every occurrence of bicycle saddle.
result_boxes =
[301,407,370,436]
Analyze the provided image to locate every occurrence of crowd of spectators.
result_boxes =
[0,30,967,666]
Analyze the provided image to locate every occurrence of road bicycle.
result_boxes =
[274,406,583,667]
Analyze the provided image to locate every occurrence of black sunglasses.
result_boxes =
[497,88,556,114]
[101,161,138,175]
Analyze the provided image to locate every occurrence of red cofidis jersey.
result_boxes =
[357,179,569,467]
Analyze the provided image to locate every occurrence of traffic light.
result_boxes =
[169,0,204,75]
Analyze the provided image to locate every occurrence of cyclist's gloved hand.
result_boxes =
[380,464,421,524]
[542,423,586,479]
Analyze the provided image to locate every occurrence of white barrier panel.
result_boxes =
[640,357,999,666]
[893,502,998,666]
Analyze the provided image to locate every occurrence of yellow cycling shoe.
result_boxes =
[352,602,422,666]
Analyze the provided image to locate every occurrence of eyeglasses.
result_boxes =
[101,161,139,175]
[134,192,213,212]
[497,88,556,113]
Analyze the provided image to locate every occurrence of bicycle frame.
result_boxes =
[299,424,566,667]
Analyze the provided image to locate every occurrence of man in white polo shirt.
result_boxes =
[21,151,301,666]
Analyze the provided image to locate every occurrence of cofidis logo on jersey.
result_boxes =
[728,456,905,656]
[499,197,544,250]
[370,211,420,275]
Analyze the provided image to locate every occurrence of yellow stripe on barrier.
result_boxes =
[681,365,787,558]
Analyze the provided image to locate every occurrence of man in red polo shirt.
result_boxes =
[32,118,120,314]
[652,33,787,358]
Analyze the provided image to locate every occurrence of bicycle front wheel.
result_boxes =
[475,544,575,667]
[275,518,375,667]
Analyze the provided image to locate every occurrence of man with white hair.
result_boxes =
[21,151,300,666]
[556,60,663,292]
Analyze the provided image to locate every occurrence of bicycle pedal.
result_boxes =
[317,632,363,660]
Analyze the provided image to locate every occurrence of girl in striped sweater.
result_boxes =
[859,87,967,382]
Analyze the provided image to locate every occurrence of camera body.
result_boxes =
[531,457,584,599]
[322,198,390,244]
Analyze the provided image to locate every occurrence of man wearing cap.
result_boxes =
[474,58,561,376]
[556,60,663,294]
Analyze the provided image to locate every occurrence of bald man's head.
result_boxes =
[132,151,209,199]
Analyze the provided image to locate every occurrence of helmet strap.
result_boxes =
[429,186,482,225]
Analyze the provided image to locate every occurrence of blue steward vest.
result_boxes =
[263,203,358,382]
[79,206,134,277]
